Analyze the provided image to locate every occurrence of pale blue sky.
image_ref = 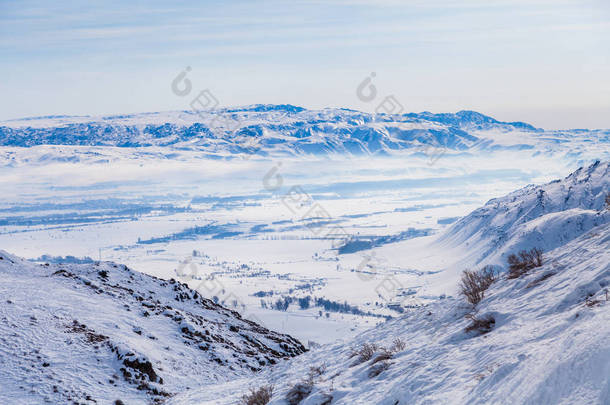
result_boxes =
[1,0,609,129]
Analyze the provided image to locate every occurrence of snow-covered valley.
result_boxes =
[1,107,608,344]
[0,107,609,404]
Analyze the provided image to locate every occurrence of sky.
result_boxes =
[1,0,609,129]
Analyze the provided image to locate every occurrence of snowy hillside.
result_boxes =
[0,252,305,404]
[364,160,609,298]
[1,105,608,160]
[169,166,610,405]
[436,160,610,268]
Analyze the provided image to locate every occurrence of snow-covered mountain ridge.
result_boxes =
[436,160,609,268]
[1,105,608,159]
[0,252,306,404]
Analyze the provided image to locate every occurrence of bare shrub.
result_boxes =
[464,314,495,334]
[286,382,313,405]
[241,385,274,405]
[349,343,378,366]
[507,248,543,279]
[389,337,406,353]
[459,265,497,305]
[606,193,610,210]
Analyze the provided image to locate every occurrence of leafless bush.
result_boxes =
[351,339,406,368]
[459,265,497,305]
[389,337,406,353]
[286,382,313,405]
[605,193,610,210]
[464,314,495,334]
[507,248,543,279]
[241,385,274,405]
[349,342,378,366]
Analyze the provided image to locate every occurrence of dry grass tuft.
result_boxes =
[389,337,406,353]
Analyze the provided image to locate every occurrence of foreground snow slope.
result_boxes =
[0,253,305,404]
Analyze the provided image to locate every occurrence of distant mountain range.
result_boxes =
[1,105,608,160]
